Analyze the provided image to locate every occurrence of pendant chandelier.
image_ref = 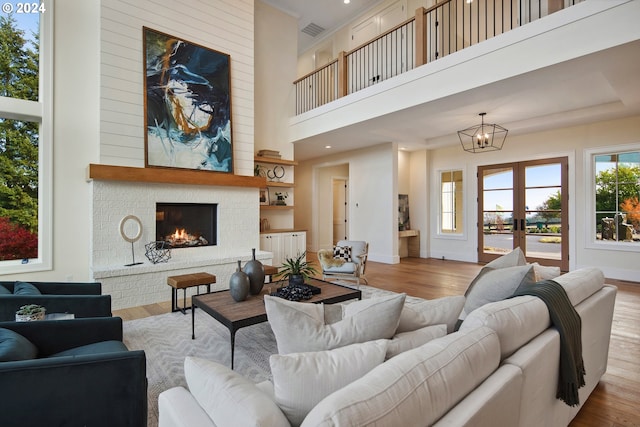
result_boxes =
[458,113,508,153]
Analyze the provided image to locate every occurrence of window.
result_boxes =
[591,147,640,248]
[440,170,463,234]
[0,2,52,273]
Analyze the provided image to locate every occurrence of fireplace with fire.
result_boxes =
[156,203,217,248]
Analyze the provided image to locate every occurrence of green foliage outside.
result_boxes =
[0,15,39,260]
[595,164,640,232]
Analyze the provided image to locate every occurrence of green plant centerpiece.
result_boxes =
[15,304,46,322]
[276,251,317,286]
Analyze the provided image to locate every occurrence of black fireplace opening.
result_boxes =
[156,203,217,248]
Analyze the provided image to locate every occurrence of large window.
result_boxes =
[593,149,640,246]
[0,2,51,273]
[439,170,463,234]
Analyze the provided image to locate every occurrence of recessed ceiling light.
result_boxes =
[325,145,332,149]
[344,0,350,4]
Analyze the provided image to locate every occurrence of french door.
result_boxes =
[478,157,568,271]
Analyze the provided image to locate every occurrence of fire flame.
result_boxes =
[173,228,187,240]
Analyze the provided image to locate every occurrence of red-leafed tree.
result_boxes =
[0,217,37,260]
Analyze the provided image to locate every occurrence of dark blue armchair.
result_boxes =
[0,281,112,321]
[0,317,147,427]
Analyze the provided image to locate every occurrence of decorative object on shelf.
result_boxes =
[275,251,317,286]
[266,165,285,182]
[143,27,233,173]
[15,304,46,322]
[119,215,144,266]
[257,149,281,159]
[458,112,508,153]
[259,188,270,206]
[229,260,250,302]
[255,164,266,177]
[144,241,172,264]
[260,218,270,232]
[274,192,288,206]
[243,248,265,295]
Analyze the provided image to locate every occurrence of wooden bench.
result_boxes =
[167,272,216,314]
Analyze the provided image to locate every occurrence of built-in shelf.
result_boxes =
[260,205,294,210]
[266,181,295,188]
[254,156,298,166]
[87,164,266,188]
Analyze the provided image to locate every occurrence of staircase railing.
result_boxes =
[294,0,582,115]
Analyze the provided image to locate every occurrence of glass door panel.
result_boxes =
[478,158,568,270]
[479,166,516,260]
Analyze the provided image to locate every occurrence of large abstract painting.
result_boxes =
[143,27,233,172]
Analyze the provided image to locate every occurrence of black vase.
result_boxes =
[289,274,305,287]
[243,248,265,295]
[229,260,250,302]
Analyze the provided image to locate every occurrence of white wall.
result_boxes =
[99,0,255,176]
[254,1,297,159]
[428,115,640,281]
[297,143,399,264]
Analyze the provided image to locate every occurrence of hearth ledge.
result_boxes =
[91,251,273,279]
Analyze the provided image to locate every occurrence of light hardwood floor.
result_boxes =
[114,256,640,426]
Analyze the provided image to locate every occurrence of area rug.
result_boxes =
[123,285,422,427]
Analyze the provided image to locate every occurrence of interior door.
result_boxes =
[332,179,348,245]
[478,157,568,270]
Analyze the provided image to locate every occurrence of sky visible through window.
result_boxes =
[2,1,40,43]
[483,165,561,213]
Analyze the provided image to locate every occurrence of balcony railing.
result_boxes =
[294,0,582,115]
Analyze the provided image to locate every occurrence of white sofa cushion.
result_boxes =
[183,357,289,427]
[265,293,405,354]
[397,295,466,334]
[553,267,604,306]
[459,264,536,322]
[300,327,500,427]
[270,340,388,426]
[386,324,447,359]
[460,295,550,359]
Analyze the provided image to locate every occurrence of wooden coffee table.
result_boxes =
[191,278,361,369]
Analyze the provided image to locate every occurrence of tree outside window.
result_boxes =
[594,152,640,243]
[0,13,40,261]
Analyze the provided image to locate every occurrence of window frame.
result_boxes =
[585,143,640,253]
[437,168,465,239]
[0,5,53,274]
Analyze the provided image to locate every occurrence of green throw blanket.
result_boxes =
[510,279,585,407]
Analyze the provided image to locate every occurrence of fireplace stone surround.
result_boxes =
[89,175,271,310]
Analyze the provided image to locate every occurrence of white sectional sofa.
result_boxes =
[158,267,616,427]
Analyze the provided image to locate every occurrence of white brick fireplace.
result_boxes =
[89,175,271,310]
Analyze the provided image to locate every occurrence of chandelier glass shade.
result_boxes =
[458,113,508,153]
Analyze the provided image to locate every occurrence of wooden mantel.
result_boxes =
[87,164,267,188]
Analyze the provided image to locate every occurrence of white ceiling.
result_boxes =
[261,1,640,161]
[261,0,386,54]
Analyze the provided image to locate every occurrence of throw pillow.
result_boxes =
[270,340,388,426]
[333,245,352,262]
[265,293,405,354]
[300,327,500,427]
[459,264,536,323]
[396,295,466,334]
[386,324,447,359]
[531,262,561,282]
[184,356,289,427]
[0,328,38,362]
[13,281,42,295]
[485,247,527,269]
[0,284,11,294]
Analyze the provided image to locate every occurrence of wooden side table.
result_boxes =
[263,265,279,283]
[167,272,216,314]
